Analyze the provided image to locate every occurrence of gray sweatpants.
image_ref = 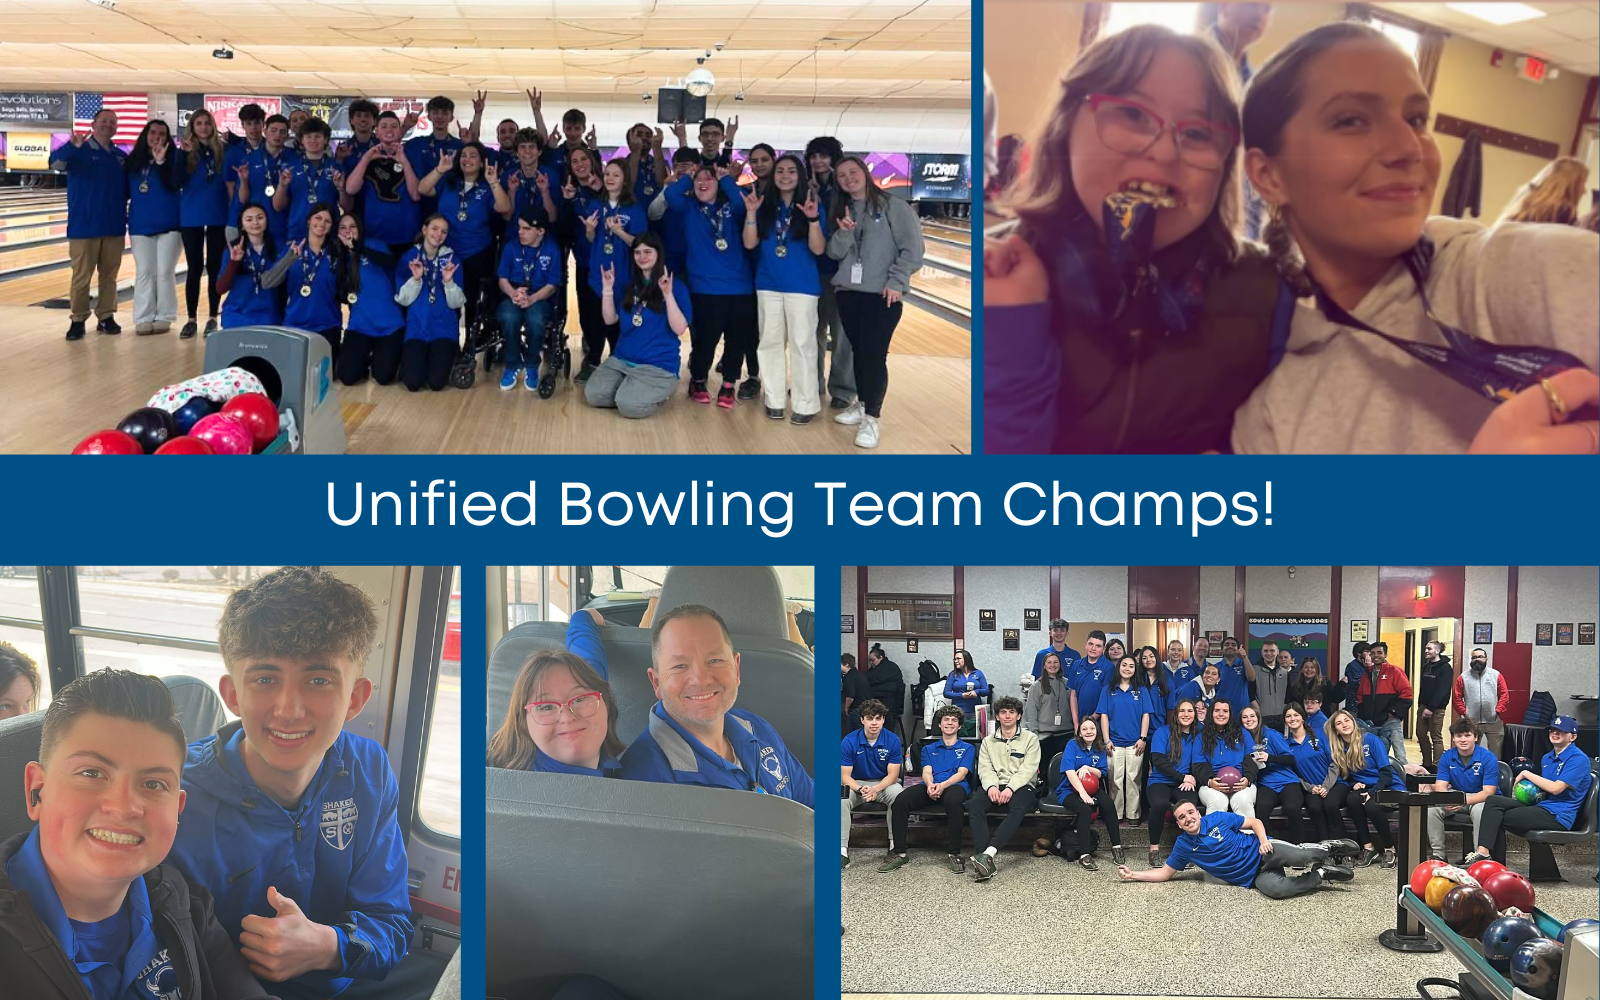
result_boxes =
[816,282,855,403]
[842,781,903,855]
[1428,801,1487,857]
[584,357,678,419]
[1251,840,1331,900]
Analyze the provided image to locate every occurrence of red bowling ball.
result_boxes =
[1482,870,1536,913]
[1079,770,1100,796]
[189,413,253,455]
[154,436,215,455]
[221,393,280,453]
[72,429,143,455]
[1467,859,1507,884]
[1411,859,1448,898]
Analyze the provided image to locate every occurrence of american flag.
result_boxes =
[73,92,149,145]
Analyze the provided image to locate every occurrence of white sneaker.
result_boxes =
[854,414,880,449]
[833,401,864,426]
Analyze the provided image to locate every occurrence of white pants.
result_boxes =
[1428,801,1487,856]
[1111,744,1145,820]
[842,781,903,855]
[1198,783,1257,819]
[131,231,182,326]
[756,289,821,415]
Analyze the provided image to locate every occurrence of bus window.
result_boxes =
[77,567,281,705]
[0,566,46,712]
[418,568,461,840]
[506,565,551,628]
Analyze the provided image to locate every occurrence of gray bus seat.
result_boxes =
[487,622,815,767]
[485,768,814,1000]
[0,711,44,840]
[655,566,791,639]
[429,947,461,1000]
[162,675,229,743]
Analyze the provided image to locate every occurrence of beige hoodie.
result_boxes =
[977,726,1042,792]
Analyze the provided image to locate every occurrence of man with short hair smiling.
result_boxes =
[621,604,814,806]
[840,698,902,868]
[168,567,438,1000]
[1032,618,1082,679]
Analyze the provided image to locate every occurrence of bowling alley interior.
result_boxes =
[0,0,971,455]
[984,2,1600,230]
[841,566,1599,999]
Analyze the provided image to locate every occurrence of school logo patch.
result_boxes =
[759,746,789,793]
[875,747,890,761]
[138,948,180,999]
[320,797,359,850]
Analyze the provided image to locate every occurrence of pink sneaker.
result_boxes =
[689,380,711,404]
[716,382,736,409]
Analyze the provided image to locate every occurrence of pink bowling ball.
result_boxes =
[189,412,254,455]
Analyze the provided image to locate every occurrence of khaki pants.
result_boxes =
[756,289,821,416]
[69,236,124,322]
[1111,744,1145,820]
[1418,708,1448,770]
[1475,717,1505,757]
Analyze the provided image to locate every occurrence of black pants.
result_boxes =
[1256,782,1321,843]
[312,326,341,367]
[1063,784,1121,856]
[181,225,226,317]
[1327,783,1391,848]
[968,784,1039,855]
[460,248,493,334]
[577,282,613,369]
[689,292,758,383]
[836,288,902,417]
[338,329,404,386]
[890,783,968,856]
[1146,781,1200,845]
[335,950,449,1000]
[1476,796,1563,860]
[401,339,456,391]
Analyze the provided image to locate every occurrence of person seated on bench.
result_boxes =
[1116,801,1359,900]
[1463,715,1593,867]
[966,696,1041,882]
[621,604,814,806]
[1427,719,1499,862]
[878,707,974,873]
[841,699,903,869]
[1057,716,1123,870]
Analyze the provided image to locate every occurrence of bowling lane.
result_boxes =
[912,266,970,311]
[0,222,67,246]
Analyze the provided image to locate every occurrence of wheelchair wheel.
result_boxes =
[449,352,477,389]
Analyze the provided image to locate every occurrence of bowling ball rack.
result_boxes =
[1401,889,1565,1000]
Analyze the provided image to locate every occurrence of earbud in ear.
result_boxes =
[30,789,41,807]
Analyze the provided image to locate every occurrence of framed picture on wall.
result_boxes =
[841,614,854,634]
[906,639,918,652]
[1580,624,1595,646]
[1002,628,1020,651]
[1473,622,1493,645]
[1556,623,1573,645]
[1206,630,1225,645]
[1536,623,1554,646]
[1350,620,1369,642]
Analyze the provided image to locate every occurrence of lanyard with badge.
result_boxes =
[1301,240,1592,408]
[773,203,793,258]
[849,202,882,285]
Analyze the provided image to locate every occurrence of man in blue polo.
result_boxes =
[840,699,903,868]
[51,108,128,340]
[1215,636,1255,710]
[621,603,814,807]
[1117,800,1357,899]
[1464,715,1594,866]
[1426,718,1500,862]
[1031,618,1082,679]
[1068,631,1111,728]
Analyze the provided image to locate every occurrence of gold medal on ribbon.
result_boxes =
[715,237,729,251]
[632,312,643,327]
[775,244,788,258]
[300,285,312,298]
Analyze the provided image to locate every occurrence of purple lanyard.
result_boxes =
[1312,243,1589,403]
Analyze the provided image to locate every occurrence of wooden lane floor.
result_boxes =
[911,267,970,311]
[0,278,970,454]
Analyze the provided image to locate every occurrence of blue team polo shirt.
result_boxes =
[1540,744,1595,828]
[529,749,622,778]
[1437,745,1499,794]
[921,737,976,789]
[841,727,904,782]
[245,144,299,243]
[51,138,128,239]
[1347,732,1405,790]
[126,160,181,236]
[584,201,649,309]
[1102,685,1152,747]
[438,180,499,259]
[1147,727,1194,786]
[4,827,175,1000]
[1202,730,1256,774]
[172,144,230,228]
[498,239,561,293]
[223,138,261,226]
[220,242,283,329]
[396,246,465,343]
[1166,811,1262,887]
[344,251,405,338]
[1215,657,1250,708]
[285,156,343,241]
[1057,740,1109,804]
[1033,645,1084,678]
[282,245,342,331]
[619,703,815,807]
[1285,730,1333,785]
[1068,658,1112,719]
[665,174,754,296]
[613,279,693,375]
[1256,729,1300,792]
[753,202,827,295]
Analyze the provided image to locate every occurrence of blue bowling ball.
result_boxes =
[172,396,220,435]
[1510,938,1563,1000]
[1483,915,1542,972]
[1560,917,1599,943]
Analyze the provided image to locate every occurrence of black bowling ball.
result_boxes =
[115,407,178,454]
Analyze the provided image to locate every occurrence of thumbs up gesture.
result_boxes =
[238,885,340,981]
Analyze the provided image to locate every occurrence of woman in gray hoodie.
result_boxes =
[825,155,926,448]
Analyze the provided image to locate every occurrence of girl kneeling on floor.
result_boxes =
[585,232,692,419]
[396,214,465,391]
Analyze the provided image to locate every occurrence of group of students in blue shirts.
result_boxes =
[55,95,891,430]
[485,603,814,805]
[0,566,441,1000]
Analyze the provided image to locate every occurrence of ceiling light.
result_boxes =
[1446,3,1546,25]
[686,64,715,98]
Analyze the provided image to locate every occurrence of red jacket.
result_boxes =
[1355,662,1413,723]
[1453,671,1510,718]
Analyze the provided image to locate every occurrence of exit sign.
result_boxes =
[1517,55,1548,83]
